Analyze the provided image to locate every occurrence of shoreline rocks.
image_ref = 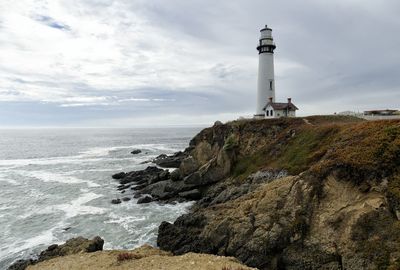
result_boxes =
[8,237,104,270]
[107,117,400,269]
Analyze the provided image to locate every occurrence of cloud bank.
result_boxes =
[0,0,399,127]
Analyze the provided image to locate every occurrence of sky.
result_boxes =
[0,0,399,127]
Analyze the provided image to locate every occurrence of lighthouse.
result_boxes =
[256,25,276,116]
[255,25,298,118]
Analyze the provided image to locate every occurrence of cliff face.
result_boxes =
[157,116,400,270]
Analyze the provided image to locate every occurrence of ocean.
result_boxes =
[0,127,202,269]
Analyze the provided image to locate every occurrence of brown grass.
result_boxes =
[116,252,141,262]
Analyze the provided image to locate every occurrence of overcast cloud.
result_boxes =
[0,0,399,127]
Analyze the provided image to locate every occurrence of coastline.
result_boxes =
[9,116,400,269]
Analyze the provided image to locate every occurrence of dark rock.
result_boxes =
[120,166,164,185]
[170,169,182,181]
[131,149,142,154]
[121,190,125,194]
[8,259,34,270]
[141,181,172,199]
[213,120,223,126]
[158,170,170,181]
[133,193,142,199]
[178,189,201,200]
[153,151,187,168]
[62,227,71,232]
[111,199,121,204]
[132,184,147,191]
[122,197,131,201]
[157,214,210,255]
[112,172,126,180]
[117,184,131,191]
[137,196,153,204]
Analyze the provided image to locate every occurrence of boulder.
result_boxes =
[122,197,131,201]
[131,149,142,154]
[111,199,121,204]
[213,120,223,126]
[137,196,153,204]
[8,237,104,270]
[170,169,182,181]
[38,237,104,259]
[112,172,126,180]
[120,166,164,185]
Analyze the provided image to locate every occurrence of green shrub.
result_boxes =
[223,134,239,151]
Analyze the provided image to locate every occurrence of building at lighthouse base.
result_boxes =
[261,98,298,119]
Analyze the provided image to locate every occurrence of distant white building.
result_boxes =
[255,25,298,118]
[361,109,400,120]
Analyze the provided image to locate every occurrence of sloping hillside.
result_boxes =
[155,116,400,269]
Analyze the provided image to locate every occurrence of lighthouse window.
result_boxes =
[270,110,273,116]
[266,110,269,116]
[269,80,273,90]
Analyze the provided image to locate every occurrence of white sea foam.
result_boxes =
[21,171,100,188]
[54,192,106,218]
[0,143,181,171]
[105,213,146,232]
[78,143,180,157]
[0,230,56,260]
[27,192,107,219]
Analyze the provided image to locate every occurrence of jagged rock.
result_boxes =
[178,189,201,200]
[8,259,34,270]
[111,199,121,204]
[158,170,170,181]
[122,197,131,201]
[153,152,187,168]
[8,237,104,270]
[137,196,153,204]
[112,172,126,180]
[120,166,164,185]
[110,117,400,269]
[213,120,223,126]
[170,169,182,181]
[131,149,142,154]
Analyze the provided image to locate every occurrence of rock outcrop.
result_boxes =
[106,116,400,269]
[151,116,400,270]
[9,236,104,270]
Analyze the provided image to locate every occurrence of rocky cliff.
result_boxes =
[10,116,400,270]
[142,116,400,270]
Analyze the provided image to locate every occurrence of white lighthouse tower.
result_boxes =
[255,25,276,116]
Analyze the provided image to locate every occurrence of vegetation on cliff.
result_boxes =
[156,116,400,270]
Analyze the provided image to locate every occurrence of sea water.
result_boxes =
[0,127,201,268]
